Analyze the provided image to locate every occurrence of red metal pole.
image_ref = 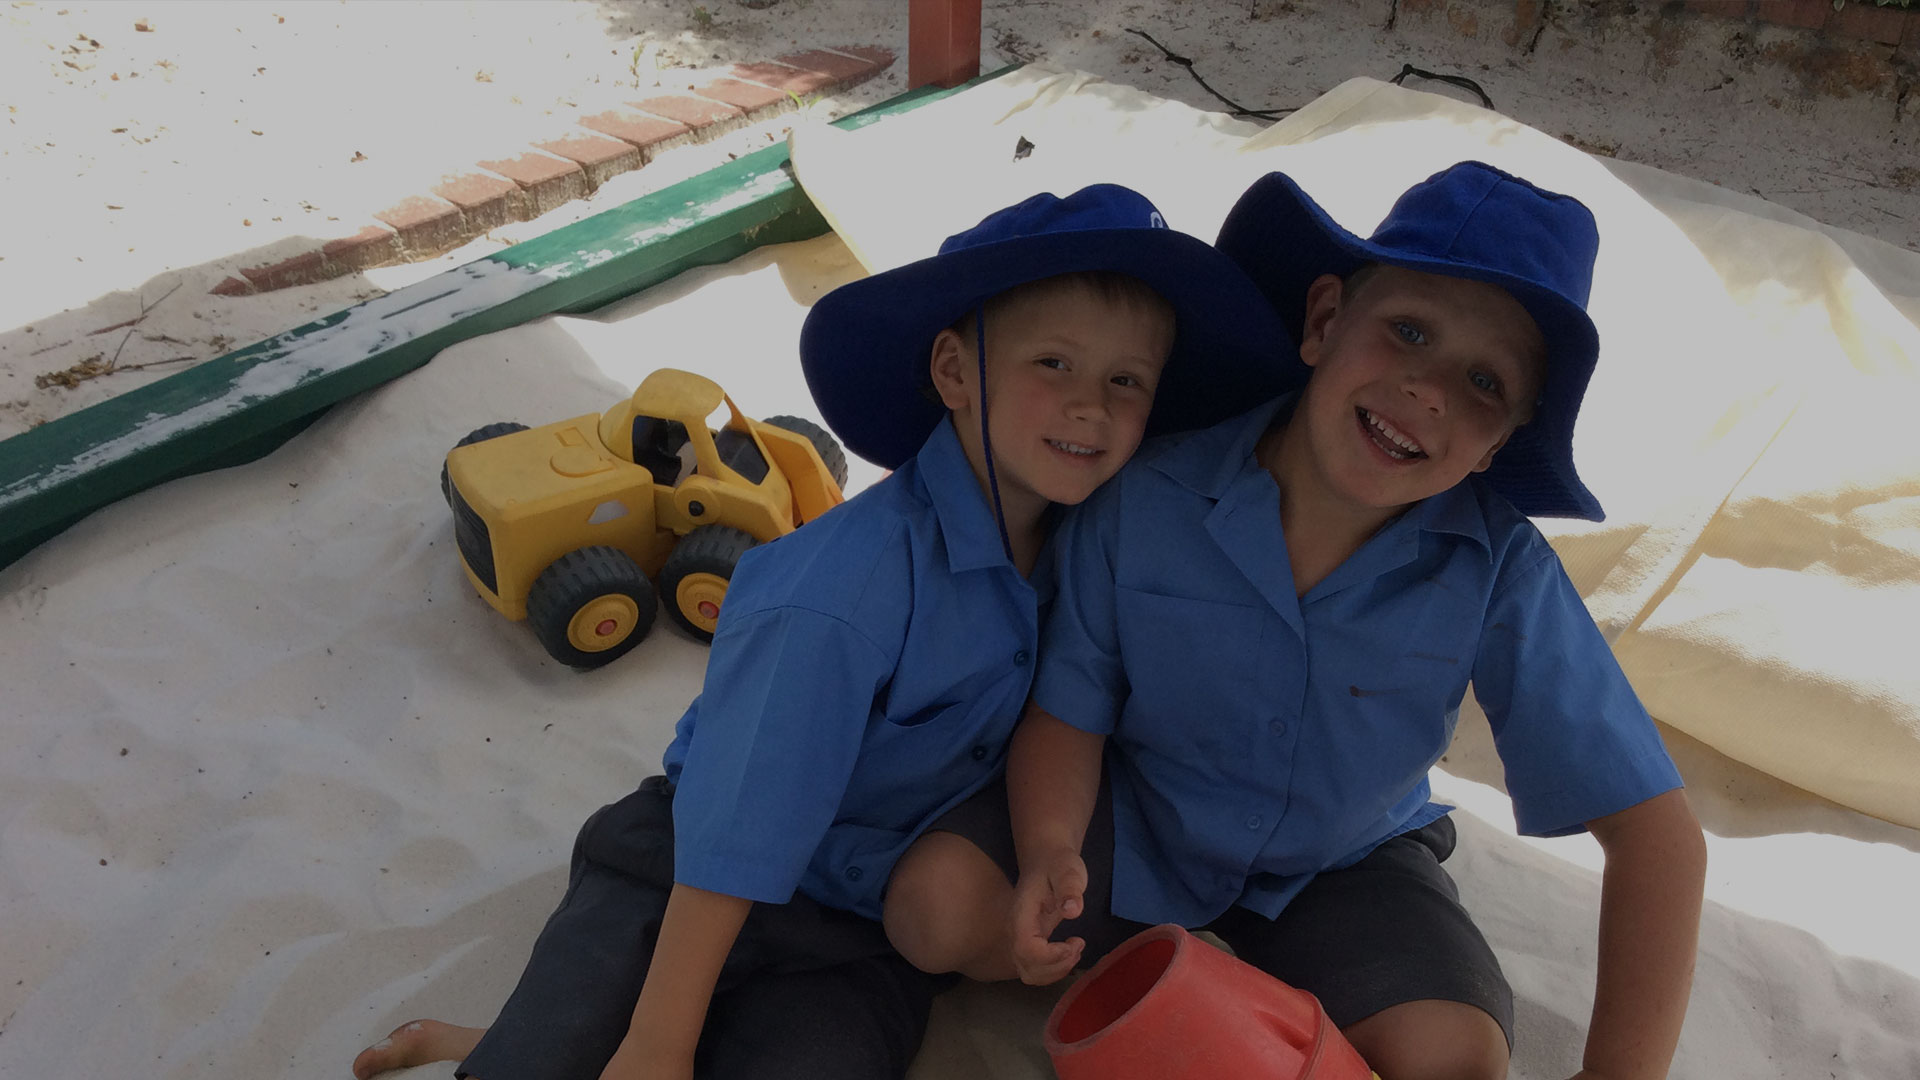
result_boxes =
[908,0,982,89]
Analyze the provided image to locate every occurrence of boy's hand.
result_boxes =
[1009,851,1088,985]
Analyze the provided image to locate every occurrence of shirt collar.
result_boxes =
[1146,392,1492,555]
[913,416,1014,573]
[1144,394,1288,499]
[1400,474,1493,554]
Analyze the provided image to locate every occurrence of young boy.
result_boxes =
[884,162,1708,1080]
[349,183,1288,1080]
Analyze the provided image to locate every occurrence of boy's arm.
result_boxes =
[1006,701,1106,985]
[599,882,753,1080]
[1573,787,1707,1080]
[1467,545,1698,1076]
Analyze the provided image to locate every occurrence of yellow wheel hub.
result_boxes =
[675,573,730,635]
[567,593,641,652]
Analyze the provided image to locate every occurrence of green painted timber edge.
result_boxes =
[0,65,1019,573]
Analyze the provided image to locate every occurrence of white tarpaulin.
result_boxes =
[3,67,1915,1080]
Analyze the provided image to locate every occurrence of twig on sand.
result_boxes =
[114,355,198,372]
[108,329,136,372]
[86,281,183,336]
[33,347,195,389]
[1813,168,1879,188]
[34,282,194,389]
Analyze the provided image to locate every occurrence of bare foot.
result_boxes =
[352,1018,486,1079]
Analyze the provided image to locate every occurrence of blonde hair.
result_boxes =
[952,271,1173,344]
[919,272,1175,402]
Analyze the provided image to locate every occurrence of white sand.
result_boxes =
[5,0,1915,437]
[5,226,1918,1080]
[0,236,875,1079]
[4,3,1920,1079]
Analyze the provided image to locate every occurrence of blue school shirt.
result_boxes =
[663,416,1048,920]
[1033,395,1683,928]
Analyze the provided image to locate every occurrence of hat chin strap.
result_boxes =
[975,307,1016,566]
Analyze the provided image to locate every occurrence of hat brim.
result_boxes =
[1217,172,1604,521]
[802,226,1294,471]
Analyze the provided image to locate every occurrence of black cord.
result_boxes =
[1124,29,1299,121]
[973,309,1016,567]
[1388,64,1494,110]
[1124,30,1496,119]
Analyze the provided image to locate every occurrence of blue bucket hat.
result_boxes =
[801,184,1292,471]
[1215,161,1606,521]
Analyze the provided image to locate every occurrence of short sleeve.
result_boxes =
[670,603,894,903]
[1032,481,1129,735]
[1472,545,1683,837]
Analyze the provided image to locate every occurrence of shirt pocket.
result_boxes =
[887,699,963,729]
[1334,603,1479,716]
[1114,587,1276,728]
[854,694,1016,812]
[1313,613,1479,787]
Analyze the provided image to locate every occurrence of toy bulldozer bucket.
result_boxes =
[1044,924,1378,1080]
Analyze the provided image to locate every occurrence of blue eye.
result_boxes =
[1393,321,1426,346]
[1470,370,1502,395]
[1036,356,1066,370]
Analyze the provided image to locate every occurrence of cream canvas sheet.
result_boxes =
[3,67,1917,1080]
[792,69,1920,832]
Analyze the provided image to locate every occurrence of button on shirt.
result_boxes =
[664,417,1049,919]
[1033,396,1683,928]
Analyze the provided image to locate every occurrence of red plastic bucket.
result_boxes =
[1044,924,1375,1080]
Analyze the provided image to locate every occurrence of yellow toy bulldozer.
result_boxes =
[441,368,848,669]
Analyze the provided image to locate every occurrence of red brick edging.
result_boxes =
[212,46,895,297]
[1687,0,1920,48]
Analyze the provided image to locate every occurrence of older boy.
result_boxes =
[350,184,1287,1080]
[886,163,1707,1080]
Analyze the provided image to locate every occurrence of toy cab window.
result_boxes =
[632,417,694,486]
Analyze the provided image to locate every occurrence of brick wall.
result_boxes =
[1688,0,1920,50]
[212,47,895,297]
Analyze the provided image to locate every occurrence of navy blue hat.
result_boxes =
[1216,161,1606,521]
[801,184,1292,470]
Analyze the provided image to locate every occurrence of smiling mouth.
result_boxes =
[1046,439,1100,458]
[1358,408,1426,460]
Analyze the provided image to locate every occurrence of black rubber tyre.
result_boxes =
[657,526,758,643]
[441,421,529,506]
[764,414,849,490]
[526,546,658,669]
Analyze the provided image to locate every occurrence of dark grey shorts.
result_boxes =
[460,776,943,1080]
[928,773,1514,1045]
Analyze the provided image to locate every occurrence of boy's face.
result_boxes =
[1289,265,1545,514]
[931,281,1174,522]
